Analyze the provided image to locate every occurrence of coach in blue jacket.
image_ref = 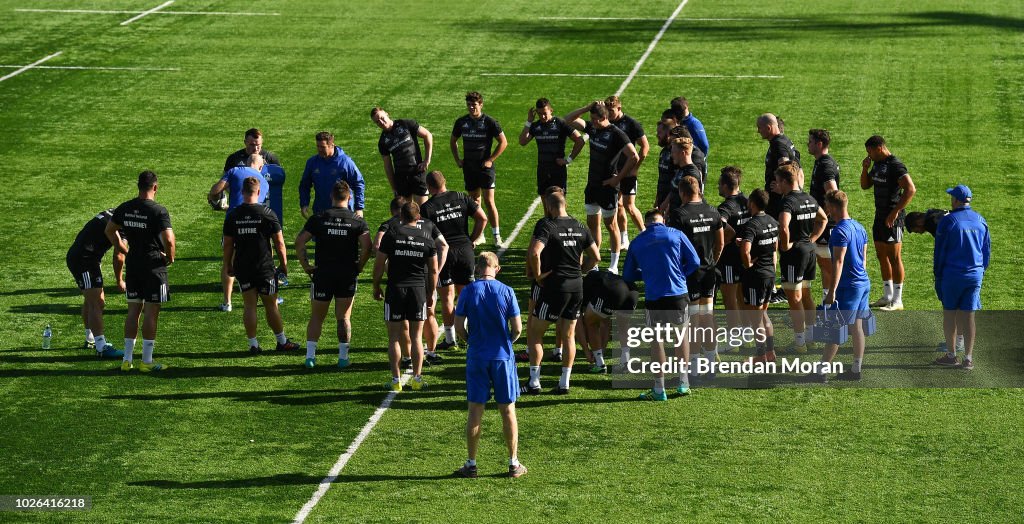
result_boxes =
[299,131,366,217]
[933,184,990,370]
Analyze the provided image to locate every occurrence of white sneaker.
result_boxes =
[879,301,903,311]
[608,265,619,275]
[472,235,485,247]
[494,235,504,248]
[218,303,233,312]
[869,296,891,308]
[620,238,630,250]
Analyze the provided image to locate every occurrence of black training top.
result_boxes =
[379,223,437,288]
[740,213,779,280]
[780,190,819,245]
[531,215,595,291]
[112,198,172,272]
[583,122,631,188]
[453,114,503,158]
[868,155,909,213]
[420,191,480,248]
[224,203,281,274]
[224,148,280,173]
[378,119,423,175]
[717,193,750,266]
[810,154,840,244]
[529,117,574,164]
[300,207,368,272]
[669,201,724,269]
[764,134,801,190]
[68,208,114,263]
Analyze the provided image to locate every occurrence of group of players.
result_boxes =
[64,91,989,396]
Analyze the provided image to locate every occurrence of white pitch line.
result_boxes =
[0,64,179,71]
[15,8,278,16]
[481,72,782,79]
[615,0,688,96]
[495,193,544,258]
[292,372,411,524]
[0,51,61,83]
[119,0,174,25]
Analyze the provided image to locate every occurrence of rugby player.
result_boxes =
[223,177,299,354]
[223,128,281,172]
[209,153,269,313]
[716,166,750,347]
[807,129,840,300]
[518,98,585,196]
[860,135,916,311]
[296,181,371,369]
[776,163,828,353]
[577,268,638,373]
[670,96,710,157]
[655,112,707,210]
[373,202,439,391]
[105,171,175,372]
[525,192,600,395]
[452,252,526,479]
[738,189,779,363]
[668,175,724,372]
[662,132,703,214]
[756,113,801,219]
[623,209,700,400]
[906,209,949,237]
[66,208,125,358]
[605,95,649,248]
[565,101,638,274]
[299,131,366,218]
[372,107,434,205]
[450,91,507,246]
[420,170,487,353]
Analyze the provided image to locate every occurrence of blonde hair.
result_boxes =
[475,252,499,276]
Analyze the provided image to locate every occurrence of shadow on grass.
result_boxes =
[130,472,455,489]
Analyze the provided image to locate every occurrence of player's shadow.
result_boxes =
[0,353,104,364]
[0,287,79,298]
[130,472,453,489]
[105,388,401,406]
[8,304,128,315]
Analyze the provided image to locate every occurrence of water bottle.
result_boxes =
[42,324,52,349]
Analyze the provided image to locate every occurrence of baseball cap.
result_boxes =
[946,184,972,202]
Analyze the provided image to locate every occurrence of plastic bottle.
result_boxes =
[42,324,52,349]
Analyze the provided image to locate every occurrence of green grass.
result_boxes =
[1,0,1023,522]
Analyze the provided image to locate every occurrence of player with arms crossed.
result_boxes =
[738,189,779,363]
[451,91,507,246]
[518,98,585,196]
[716,167,750,349]
[604,96,650,248]
[806,129,840,300]
[372,107,433,205]
[67,208,125,358]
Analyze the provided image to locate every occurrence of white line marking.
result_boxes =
[292,372,411,524]
[0,64,179,71]
[615,0,689,96]
[481,72,782,79]
[495,194,544,258]
[539,16,801,22]
[16,8,278,16]
[119,0,174,25]
[0,51,61,83]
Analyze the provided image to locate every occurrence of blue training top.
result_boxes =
[830,218,870,289]
[299,146,365,214]
[220,166,269,213]
[456,279,520,361]
[622,222,700,300]
[934,205,990,281]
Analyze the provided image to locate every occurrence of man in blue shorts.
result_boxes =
[453,252,526,479]
[933,185,990,370]
[812,190,871,382]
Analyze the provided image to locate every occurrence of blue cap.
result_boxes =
[946,184,972,202]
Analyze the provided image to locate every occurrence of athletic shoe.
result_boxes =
[494,235,504,248]
[84,340,96,350]
[410,377,426,391]
[935,341,966,353]
[675,385,691,396]
[515,351,530,363]
[436,340,459,352]
[750,351,777,364]
[453,464,478,479]
[934,353,960,367]
[337,358,350,369]
[879,301,903,312]
[836,370,862,381]
[276,297,285,305]
[769,289,787,304]
[589,364,607,374]
[120,360,134,372]
[962,358,974,371]
[96,345,123,358]
[218,303,232,312]
[508,463,528,478]
[425,353,444,365]
[545,353,563,363]
[249,345,263,355]
[388,380,402,392]
[802,372,828,384]
[523,383,541,395]
[138,361,166,373]
[472,235,485,247]
[638,389,668,401]
[551,386,570,395]
[400,357,412,369]
[869,296,891,308]
[275,339,299,352]
[620,238,630,250]
[304,358,316,369]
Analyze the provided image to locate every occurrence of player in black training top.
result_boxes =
[223,176,300,355]
[566,101,638,274]
[450,91,507,246]
[668,175,725,367]
[373,202,439,391]
[295,181,371,369]
[106,170,175,373]
[860,135,916,310]
[662,132,703,215]
[756,113,801,219]
[806,128,841,298]
[577,269,638,373]
[655,111,707,210]
[67,208,125,358]
[604,96,650,250]
[224,127,281,172]
[775,163,828,353]
[738,189,779,362]
[420,171,487,355]
[715,166,750,342]
[525,191,600,395]
[518,98,585,196]
[906,209,949,237]
[372,107,434,205]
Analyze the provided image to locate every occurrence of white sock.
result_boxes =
[593,349,605,367]
[142,339,154,364]
[621,231,629,244]
[703,349,718,362]
[94,335,106,351]
[654,376,666,394]
[492,227,501,237]
[680,370,690,386]
[444,326,456,344]
[852,358,863,373]
[466,459,477,467]
[529,366,541,387]
[392,376,401,383]
[248,337,259,348]
[795,331,806,346]
[123,338,136,362]
[893,283,904,303]
[275,332,287,345]
[339,342,349,359]
[305,341,317,359]
[619,348,630,364]
[509,456,520,467]
[815,361,828,375]
[426,349,437,357]
[609,251,620,272]
[956,334,964,350]
[559,367,572,389]
[85,329,95,343]
[883,280,894,301]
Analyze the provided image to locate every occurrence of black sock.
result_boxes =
[766,336,775,353]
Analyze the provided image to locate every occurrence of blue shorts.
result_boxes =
[466,358,520,404]
[940,278,982,311]
[836,285,870,325]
